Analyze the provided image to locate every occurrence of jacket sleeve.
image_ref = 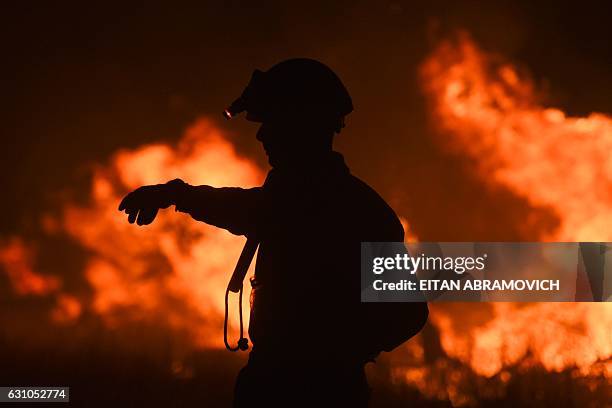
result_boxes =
[359,198,429,359]
[173,184,263,237]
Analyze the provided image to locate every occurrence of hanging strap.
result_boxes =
[224,171,271,351]
[224,237,259,352]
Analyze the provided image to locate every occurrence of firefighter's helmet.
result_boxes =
[223,58,353,124]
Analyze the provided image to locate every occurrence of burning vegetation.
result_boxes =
[398,32,611,405]
[0,34,610,406]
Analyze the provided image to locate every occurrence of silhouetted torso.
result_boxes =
[176,151,404,406]
[250,152,403,357]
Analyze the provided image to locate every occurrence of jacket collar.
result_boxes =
[264,151,349,188]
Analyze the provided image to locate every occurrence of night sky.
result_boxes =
[2,0,611,238]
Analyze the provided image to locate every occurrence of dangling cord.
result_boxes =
[224,283,249,352]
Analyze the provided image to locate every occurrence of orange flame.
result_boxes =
[0,33,609,405]
[0,238,60,295]
[420,33,612,242]
[58,118,264,347]
[0,238,82,324]
[404,33,612,403]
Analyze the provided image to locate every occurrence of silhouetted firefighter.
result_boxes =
[119,59,428,407]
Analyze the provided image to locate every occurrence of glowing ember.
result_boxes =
[51,294,83,324]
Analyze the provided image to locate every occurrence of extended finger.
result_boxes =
[128,209,139,224]
[137,208,158,225]
[118,192,134,211]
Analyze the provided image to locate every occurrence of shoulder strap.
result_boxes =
[224,238,258,352]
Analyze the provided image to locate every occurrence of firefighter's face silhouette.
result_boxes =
[256,121,290,168]
[255,119,334,169]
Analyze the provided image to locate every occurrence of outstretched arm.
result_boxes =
[118,179,262,236]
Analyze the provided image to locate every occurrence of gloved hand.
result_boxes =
[118,179,186,225]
